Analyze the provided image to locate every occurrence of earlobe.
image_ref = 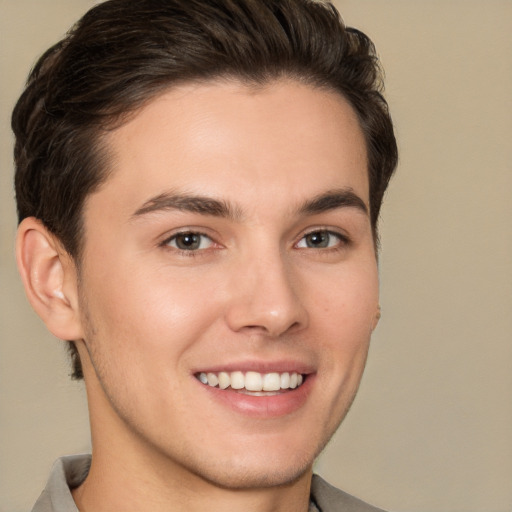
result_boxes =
[371,305,381,332]
[16,217,84,341]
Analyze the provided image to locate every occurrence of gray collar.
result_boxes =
[31,455,90,512]
[31,455,384,512]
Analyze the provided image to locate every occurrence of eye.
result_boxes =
[165,232,214,251]
[296,230,345,249]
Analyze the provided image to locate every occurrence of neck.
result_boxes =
[72,447,313,512]
[74,367,313,512]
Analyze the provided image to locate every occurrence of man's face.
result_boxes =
[76,79,379,489]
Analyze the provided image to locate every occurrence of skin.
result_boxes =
[17,79,380,512]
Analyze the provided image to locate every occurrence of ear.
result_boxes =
[16,217,84,341]
[371,305,381,332]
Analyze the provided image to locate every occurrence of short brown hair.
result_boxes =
[12,0,398,379]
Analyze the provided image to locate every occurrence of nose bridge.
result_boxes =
[225,244,308,337]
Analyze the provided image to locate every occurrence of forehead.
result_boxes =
[89,79,369,219]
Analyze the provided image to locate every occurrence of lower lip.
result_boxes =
[196,375,315,418]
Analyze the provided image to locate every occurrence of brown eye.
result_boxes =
[297,230,343,249]
[166,232,213,251]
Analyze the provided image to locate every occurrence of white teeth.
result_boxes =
[197,371,305,392]
[262,372,281,391]
[206,372,218,387]
[245,371,263,391]
[230,371,244,390]
[218,371,230,389]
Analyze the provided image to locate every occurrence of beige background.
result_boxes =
[1,1,511,511]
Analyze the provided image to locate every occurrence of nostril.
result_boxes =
[224,267,309,336]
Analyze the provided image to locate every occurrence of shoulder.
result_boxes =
[311,474,387,512]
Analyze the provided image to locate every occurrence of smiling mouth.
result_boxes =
[195,371,305,396]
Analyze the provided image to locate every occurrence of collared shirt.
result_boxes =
[31,455,385,512]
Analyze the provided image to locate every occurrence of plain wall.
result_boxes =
[1,1,511,511]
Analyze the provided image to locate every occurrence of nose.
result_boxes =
[224,251,309,337]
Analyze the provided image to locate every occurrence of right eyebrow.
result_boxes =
[131,191,242,221]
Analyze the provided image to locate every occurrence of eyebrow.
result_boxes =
[297,188,368,217]
[132,191,241,220]
[132,187,368,221]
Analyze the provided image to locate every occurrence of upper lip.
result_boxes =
[191,360,315,375]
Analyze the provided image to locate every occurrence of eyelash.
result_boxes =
[160,231,216,257]
[295,229,350,251]
[160,227,350,258]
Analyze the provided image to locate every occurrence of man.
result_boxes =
[12,0,397,510]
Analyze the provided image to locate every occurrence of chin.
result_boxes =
[192,456,314,491]
[176,434,326,491]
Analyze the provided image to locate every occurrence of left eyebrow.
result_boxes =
[297,188,369,217]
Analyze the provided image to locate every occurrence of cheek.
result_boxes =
[309,261,378,370]
[313,260,379,326]
[80,261,224,368]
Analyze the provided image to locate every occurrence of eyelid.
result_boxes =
[159,228,221,254]
[157,226,350,255]
[294,227,351,249]
[167,232,213,249]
